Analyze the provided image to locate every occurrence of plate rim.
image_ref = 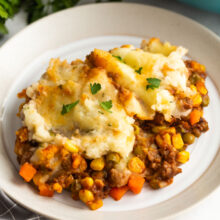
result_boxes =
[0,2,220,220]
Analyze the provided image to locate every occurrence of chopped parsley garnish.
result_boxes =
[90,83,101,95]
[112,55,123,62]
[98,111,104,115]
[100,100,112,113]
[61,100,79,115]
[146,78,161,90]
[135,67,143,75]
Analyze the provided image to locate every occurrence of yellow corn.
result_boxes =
[155,134,164,147]
[53,183,63,193]
[90,158,105,171]
[79,189,94,204]
[88,199,103,210]
[163,133,171,146]
[81,177,94,189]
[190,85,197,92]
[64,140,79,153]
[172,133,184,149]
[177,151,190,163]
[192,93,202,106]
[128,157,145,174]
[196,81,207,95]
[164,127,176,135]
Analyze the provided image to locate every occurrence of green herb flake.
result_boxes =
[146,78,161,90]
[90,83,101,95]
[112,55,123,62]
[98,111,104,115]
[61,100,79,115]
[100,100,112,113]
[135,67,143,75]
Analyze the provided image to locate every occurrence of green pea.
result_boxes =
[152,126,167,133]
[106,152,120,163]
[133,145,144,156]
[202,95,210,107]
[189,73,201,84]
[182,133,195,144]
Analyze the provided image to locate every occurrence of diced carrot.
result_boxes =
[39,184,54,197]
[128,174,145,194]
[190,109,201,125]
[19,162,37,182]
[191,60,206,72]
[109,186,129,201]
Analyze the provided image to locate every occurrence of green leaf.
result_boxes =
[146,78,161,90]
[52,0,80,12]
[112,55,123,62]
[135,67,142,75]
[61,100,79,115]
[0,22,7,34]
[90,82,101,95]
[100,100,112,113]
[0,5,9,19]
[0,0,14,17]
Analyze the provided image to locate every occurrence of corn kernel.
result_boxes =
[177,151,190,163]
[53,183,63,193]
[192,93,202,106]
[88,199,103,210]
[128,157,145,174]
[190,85,197,92]
[163,133,171,146]
[172,133,184,149]
[196,81,207,95]
[155,134,164,147]
[90,158,105,171]
[81,177,94,189]
[164,127,176,135]
[64,140,79,153]
[79,189,94,204]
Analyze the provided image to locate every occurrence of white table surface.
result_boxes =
[0,0,219,219]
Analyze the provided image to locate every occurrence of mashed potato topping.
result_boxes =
[23,59,135,159]
[89,40,194,121]
[22,38,194,159]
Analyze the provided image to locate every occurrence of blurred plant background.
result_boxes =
[0,0,219,37]
[0,0,121,35]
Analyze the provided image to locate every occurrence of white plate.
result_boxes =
[0,3,220,220]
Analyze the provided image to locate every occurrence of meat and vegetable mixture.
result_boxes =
[15,38,209,210]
